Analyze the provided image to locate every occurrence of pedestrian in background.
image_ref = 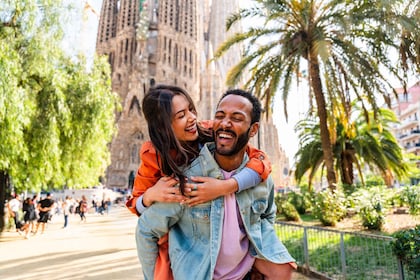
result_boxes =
[33,193,55,235]
[22,197,37,238]
[62,196,72,228]
[6,194,22,233]
[78,195,88,222]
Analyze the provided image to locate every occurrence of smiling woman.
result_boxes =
[171,94,200,142]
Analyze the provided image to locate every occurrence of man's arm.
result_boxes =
[260,176,277,224]
[136,202,183,280]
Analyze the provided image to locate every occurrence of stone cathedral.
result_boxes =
[95,0,290,190]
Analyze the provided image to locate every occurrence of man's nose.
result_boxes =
[220,117,232,129]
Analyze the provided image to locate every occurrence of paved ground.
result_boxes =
[0,206,313,280]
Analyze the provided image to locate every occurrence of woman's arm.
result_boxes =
[126,141,186,216]
[183,143,272,206]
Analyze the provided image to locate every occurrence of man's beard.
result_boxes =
[215,128,250,156]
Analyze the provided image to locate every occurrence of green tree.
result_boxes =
[294,106,408,189]
[214,0,420,190]
[0,0,118,231]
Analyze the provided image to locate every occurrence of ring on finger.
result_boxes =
[192,184,198,191]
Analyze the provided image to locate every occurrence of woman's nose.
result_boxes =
[188,110,197,120]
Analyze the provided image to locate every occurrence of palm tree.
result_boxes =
[214,0,420,190]
[294,106,409,190]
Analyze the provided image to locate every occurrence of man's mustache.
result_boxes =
[214,129,237,138]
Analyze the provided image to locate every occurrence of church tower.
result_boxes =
[96,0,290,190]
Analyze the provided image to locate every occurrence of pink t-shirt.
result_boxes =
[213,170,254,280]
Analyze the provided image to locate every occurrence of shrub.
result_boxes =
[275,195,301,222]
[342,183,357,196]
[350,186,389,230]
[312,189,346,226]
[280,200,301,222]
[274,194,285,216]
[365,174,385,187]
[388,188,404,208]
[288,191,312,214]
[399,186,420,215]
[391,225,420,277]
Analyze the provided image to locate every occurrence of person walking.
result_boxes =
[22,197,37,238]
[78,195,88,222]
[62,196,72,228]
[6,194,23,234]
[33,193,55,235]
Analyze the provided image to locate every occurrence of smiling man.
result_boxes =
[137,89,295,280]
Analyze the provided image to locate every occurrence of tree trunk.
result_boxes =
[308,52,337,190]
[341,151,354,185]
[0,170,8,233]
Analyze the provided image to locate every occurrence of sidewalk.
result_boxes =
[0,207,312,280]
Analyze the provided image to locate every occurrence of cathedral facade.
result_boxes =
[95,0,290,190]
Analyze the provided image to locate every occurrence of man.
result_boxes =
[137,89,295,279]
[34,193,54,234]
[7,194,22,232]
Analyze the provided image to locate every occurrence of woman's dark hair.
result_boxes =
[142,84,212,194]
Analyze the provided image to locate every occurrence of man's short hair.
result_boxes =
[218,89,263,124]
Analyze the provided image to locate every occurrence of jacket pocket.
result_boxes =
[189,204,211,241]
[250,199,267,224]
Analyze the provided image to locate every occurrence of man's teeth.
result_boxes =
[219,133,233,139]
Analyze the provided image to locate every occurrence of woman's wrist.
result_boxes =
[226,178,239,194]
[142,190,154,207]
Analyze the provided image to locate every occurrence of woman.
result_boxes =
[22,197,37,238]
[79,195,88,222]
[126,85,272,279]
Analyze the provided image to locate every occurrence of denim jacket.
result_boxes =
[136,143,295,280]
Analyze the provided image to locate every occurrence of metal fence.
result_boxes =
[275,222,416,280]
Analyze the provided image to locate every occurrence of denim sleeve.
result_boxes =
[136,202,183,280]
[232,167,261,192]
[135,195,148,214]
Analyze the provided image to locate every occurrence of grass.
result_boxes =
[275,221,417,280]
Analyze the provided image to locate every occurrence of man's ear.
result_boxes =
[249,122,259,138]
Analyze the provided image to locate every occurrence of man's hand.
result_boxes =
[183,177,238,207]
[142,176,186,207]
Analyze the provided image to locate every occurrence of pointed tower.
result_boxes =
[96,0,290,190]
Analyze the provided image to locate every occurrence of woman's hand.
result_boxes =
[183,176,238,207]
[142,176,186,207]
